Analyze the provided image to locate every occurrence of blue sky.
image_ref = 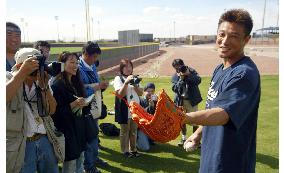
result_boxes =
[7,0,279,42]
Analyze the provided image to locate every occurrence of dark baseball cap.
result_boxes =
[144,82,155,91]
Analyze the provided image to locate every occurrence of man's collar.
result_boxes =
[80,57,93,71]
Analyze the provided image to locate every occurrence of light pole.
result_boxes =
[91,17,94,41]
[72,24,76,42]
[173,21,176,41]
[20,18,25,42]
[54,16,60,42]
[85,0,91,41]
[261,0,266,44]
[98,20,100,41]
[277,0,279,27]
[25,22,29,42]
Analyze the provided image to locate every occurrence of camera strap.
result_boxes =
[23,83,38,112]
[119,75,125,83]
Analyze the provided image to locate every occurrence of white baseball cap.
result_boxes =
[12,48,41,71]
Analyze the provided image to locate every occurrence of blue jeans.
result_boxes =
[62,152,84,173]
[137,129,150,151]
[84,137,99,171]
[20,135,58,173]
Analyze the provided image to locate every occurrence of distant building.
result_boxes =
[139,34,153,42]
[253,26,279,38]
[250,26,279,45]
[157,37,186,43]
[118,30,139,45]
[186,35,216,45]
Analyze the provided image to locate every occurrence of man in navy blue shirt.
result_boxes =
[183,9,260,173]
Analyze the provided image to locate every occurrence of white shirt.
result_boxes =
[113,76,140,118]
[24,83,46,137]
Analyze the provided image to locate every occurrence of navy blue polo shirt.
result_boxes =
[200,56,261,173]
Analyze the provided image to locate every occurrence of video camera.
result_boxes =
[129,75,142,85]
[178,65,188,73]
[30,54,64,77]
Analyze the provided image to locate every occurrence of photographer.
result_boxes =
[137,83,157,151]
[34,41,51,60]
[171,59,202,147]
[113,59,143,158]
[6,48,58,173]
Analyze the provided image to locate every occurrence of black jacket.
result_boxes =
[115,75,131,124]
[51,79,98,161]
[171,66,202,106]
[140,97,156,115]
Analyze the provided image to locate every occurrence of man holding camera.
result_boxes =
[34,41,51,60]
[6,48,59,173]
[171,59,202,147]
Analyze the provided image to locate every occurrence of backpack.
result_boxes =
[99,102,107,120]
[99,123,120,136]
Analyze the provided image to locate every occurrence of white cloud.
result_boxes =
[143,6,162,15]
[6,2,278,41]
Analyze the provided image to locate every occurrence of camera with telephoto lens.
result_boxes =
[30,53,64,77]
[129,75,142,85]
[178,65,188,73]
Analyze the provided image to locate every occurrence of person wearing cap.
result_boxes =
[6,48,59,173]
[6,22,21,71]
[136,83,157,151]
[78,41,109,173]
[171,58,202,147]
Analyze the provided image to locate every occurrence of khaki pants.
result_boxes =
[182,100,198,135]
[120,118,138,153]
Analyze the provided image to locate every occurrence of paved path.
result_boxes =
[100,44,278,77]
[134,44,279,77]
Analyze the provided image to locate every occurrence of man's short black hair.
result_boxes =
[172,59,184,67]
[6,22,21,33]
[34,40,51,49]
[218,9,253,36]
[82,41,101,55]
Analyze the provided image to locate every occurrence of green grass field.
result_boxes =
[92,75,279,173]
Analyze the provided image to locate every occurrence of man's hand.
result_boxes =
[93,81,109,91]
[183,130,202,152]
[180,68,190,77]
[18,57,39,77]
[100,81,109,90]
[149,100,155,107]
